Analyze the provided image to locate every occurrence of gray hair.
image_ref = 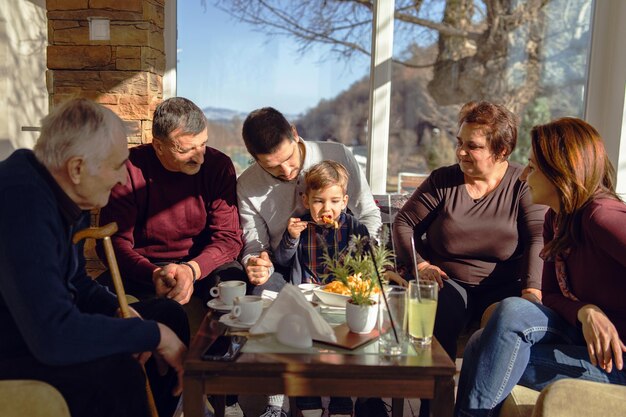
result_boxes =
[33,99,126,173]
[152,97,207,143]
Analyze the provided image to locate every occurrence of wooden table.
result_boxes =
[183,311,456,417]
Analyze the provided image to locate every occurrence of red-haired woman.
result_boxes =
[455,118,626,417]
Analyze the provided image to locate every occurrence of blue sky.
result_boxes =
[176,2,371,115]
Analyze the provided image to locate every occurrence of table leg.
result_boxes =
[183,377,205,417]
[391,398,404,417]
[212,395,226,417]
[431,376,455,417]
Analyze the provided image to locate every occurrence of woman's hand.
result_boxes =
[417,261,448,288]
[578,304,626,373]
[521,288,542,304]
[384,270,408,287]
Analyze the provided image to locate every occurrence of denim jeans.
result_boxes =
[295,396,353,414]
[455,297,626,417]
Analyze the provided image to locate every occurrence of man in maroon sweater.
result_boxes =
[98,97,245,305]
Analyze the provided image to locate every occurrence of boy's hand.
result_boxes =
[287,217,308,239]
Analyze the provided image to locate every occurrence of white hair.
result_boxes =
[33,99,126,173]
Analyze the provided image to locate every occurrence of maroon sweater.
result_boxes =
[393,163,546,288]
[99,144,243,286]
[542,198,626,337]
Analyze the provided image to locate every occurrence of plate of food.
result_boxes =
[313,277,383,307]
[313,283,351,307]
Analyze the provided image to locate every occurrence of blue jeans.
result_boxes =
[455,297,626,417]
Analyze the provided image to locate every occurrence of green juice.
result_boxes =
[408,298,437,341]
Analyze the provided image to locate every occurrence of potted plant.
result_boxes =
[321,233,394,333]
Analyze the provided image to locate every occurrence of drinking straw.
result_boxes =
[368,245,399,344]
[410,235,422,302]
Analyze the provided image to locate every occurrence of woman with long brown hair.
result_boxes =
[454,117,626,417]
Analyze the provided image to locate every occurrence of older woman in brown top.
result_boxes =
[393,101,546,357]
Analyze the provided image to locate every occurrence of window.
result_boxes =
[174,1,610,192]
[385,0,594,191]
[177,1,371,175]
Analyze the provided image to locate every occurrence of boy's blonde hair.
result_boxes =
[304,160,349,194]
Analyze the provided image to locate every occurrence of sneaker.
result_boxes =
[259,405,288,417]
[301,409,323,417]
[225,403,245,417]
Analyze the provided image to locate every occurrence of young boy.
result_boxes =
[270,161,368,417]
[274,160,369,285]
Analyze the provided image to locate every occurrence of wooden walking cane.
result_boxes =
[73,222,160,417]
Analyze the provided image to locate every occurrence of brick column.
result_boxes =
[46,0,165,145]
[47,1,166,276]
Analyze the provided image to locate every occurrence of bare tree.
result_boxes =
[209,0,589,113]
[200,0,592,179]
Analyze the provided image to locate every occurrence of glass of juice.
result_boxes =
[408,280,438,347]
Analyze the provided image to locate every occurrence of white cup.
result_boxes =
[232,295,264,325]
[209,281,246,306]
[297,283,319,301]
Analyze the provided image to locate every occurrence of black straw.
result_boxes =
[368,245,399,344]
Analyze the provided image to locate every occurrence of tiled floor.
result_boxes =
[239,396,422,417]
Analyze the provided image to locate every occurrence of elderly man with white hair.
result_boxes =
[0,99,188,417]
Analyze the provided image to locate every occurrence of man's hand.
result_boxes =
[155,323,187,395]
[152,264,177,297]
[287,217,307,239]
[152,263,196,304]
[417,261,448,288]
[165,262,197,305]
[246,251,273,285]
[578,304,626,373]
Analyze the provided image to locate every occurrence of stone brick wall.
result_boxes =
[46,1,166,276]
[46,0,165,145]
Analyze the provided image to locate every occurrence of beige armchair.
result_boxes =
[0,380,71,417]
[500,379,626,417]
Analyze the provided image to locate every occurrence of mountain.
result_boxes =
[203,106,248,123]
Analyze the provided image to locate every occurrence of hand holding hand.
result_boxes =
[578,304,626,373]
[417,262,448,288]
[152,264,177,297]
[246,251,273,285]
[287,217,307,239]
[165,263,197,305]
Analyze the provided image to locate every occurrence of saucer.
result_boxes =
[207,299,233,312]
[219,313,256,329]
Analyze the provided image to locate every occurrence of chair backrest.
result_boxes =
[0,380,71,417]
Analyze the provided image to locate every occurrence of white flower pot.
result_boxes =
[345,300,378,334]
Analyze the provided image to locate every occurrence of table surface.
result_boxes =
[183,310,456,417]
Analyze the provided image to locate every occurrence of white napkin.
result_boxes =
[261,289,279,300]
[250,284,337,343]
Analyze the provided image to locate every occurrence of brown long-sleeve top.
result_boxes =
[542,198,626,337]
[393,163,546,288]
